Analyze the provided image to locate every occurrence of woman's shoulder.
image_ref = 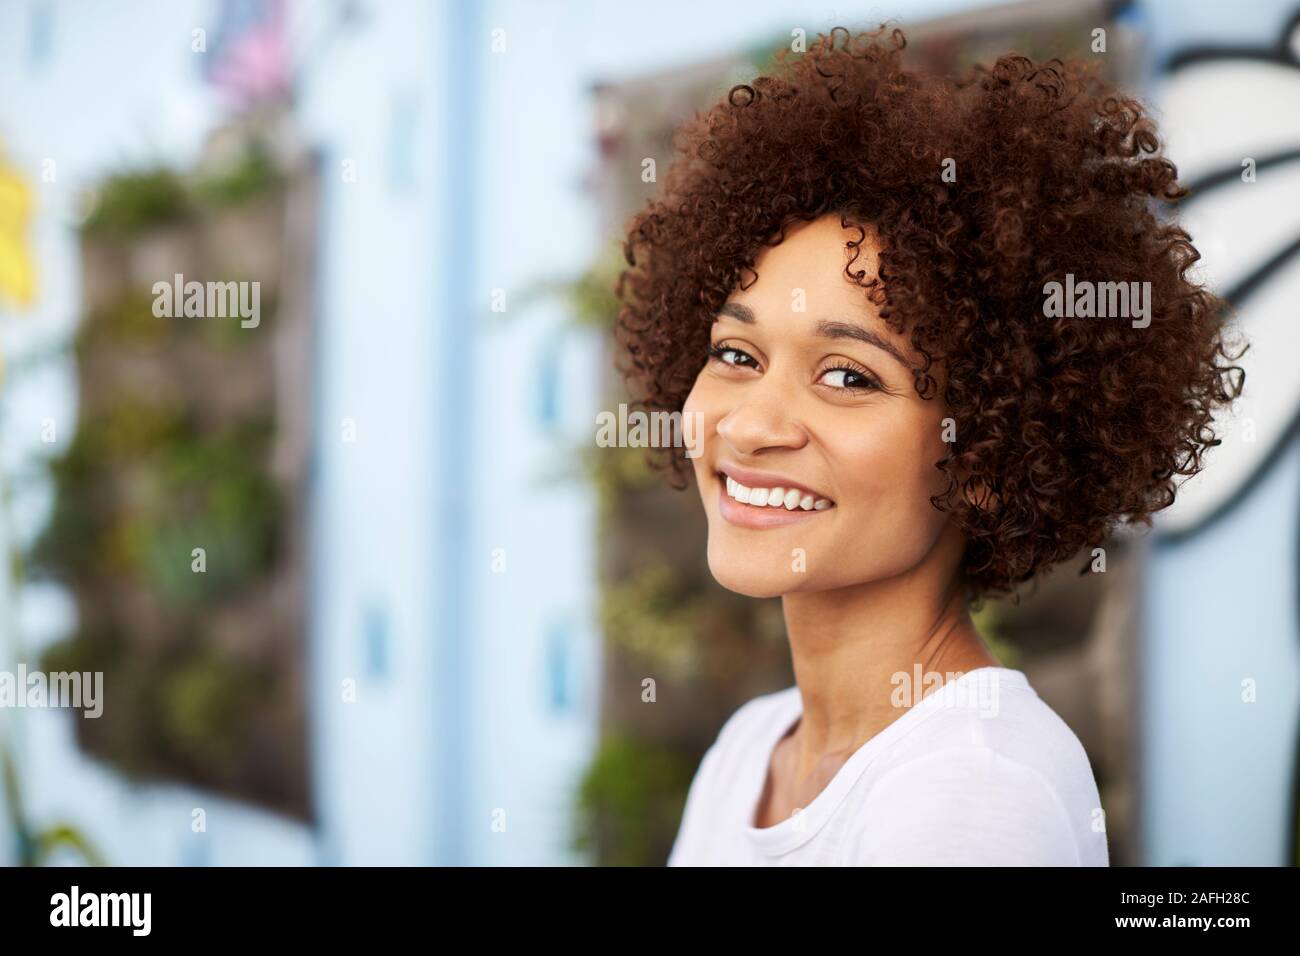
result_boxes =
[717,684,800,738]
[700,684,799,765]
[667,685,800,865]
[859,669,1109,864]
[902,668,1100,795]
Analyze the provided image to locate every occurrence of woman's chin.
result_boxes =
[705,547,801,599]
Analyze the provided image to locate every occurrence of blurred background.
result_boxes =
[0,0,1297,866]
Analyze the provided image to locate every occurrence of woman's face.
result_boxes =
[683,214,961,598]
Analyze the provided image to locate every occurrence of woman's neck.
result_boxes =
[778,558,999,780]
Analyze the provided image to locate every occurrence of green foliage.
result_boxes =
[2,738,105,866]
[580,441,658,525]
[191,144,282,208]
[80,146,282,238]
[137,420,280,604]
[75,290,172,349]
[32,402,278,605]
[158,645,269,771]
[564,248,623,331]
[599,562,702,680]
[573,733,699,866]
[81,169,193,237]
[31,824,107,867]
[972,600,1020,669]
[504,245,624,332]
[74,286,274,355]
[40,629,271,785]
[6,147,302,829]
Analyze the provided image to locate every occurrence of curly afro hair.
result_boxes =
[613,26,1246,600]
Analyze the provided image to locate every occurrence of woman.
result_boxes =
[614,27,1243,865]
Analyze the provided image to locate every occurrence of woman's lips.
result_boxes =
[715,472,835,529]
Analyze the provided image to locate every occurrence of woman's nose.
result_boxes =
[715,391,808,457]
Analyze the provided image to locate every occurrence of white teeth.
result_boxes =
[721,474,834,512]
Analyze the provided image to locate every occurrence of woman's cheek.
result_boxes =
[684,376,725,431]
[680,380,701,422]
[835,411,939,515]
[681,380,717,478]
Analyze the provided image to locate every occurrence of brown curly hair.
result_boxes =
[614,26,1245,600]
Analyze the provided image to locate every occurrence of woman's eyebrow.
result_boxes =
[814,320,913,370]
[717,302,756,323]
[715,302,913,370]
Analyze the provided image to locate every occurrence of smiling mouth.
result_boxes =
[718,471,835,512]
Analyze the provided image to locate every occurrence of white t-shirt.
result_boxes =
[667,666,1109,866]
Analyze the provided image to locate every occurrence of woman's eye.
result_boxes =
[819,367,881,391]
[706,343,758,369]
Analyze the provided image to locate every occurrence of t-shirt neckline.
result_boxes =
[742,665,1030,856]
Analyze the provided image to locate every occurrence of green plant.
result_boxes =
[32,403,279,605]
[0,218,103,866]
[6,144,306,831]
[503,245,623,331]
[599,562,702,680]
[32,402,282,783]
[563,248,623,331]
[75,290,173,349]
[158,645,268,771]
[81,169,193,237]
[573,732,699,866]
[39,627,274,792]
[971,600,1020,669]
[1,738,106,866]
[191,144,282,208]
[80,145,283,239]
